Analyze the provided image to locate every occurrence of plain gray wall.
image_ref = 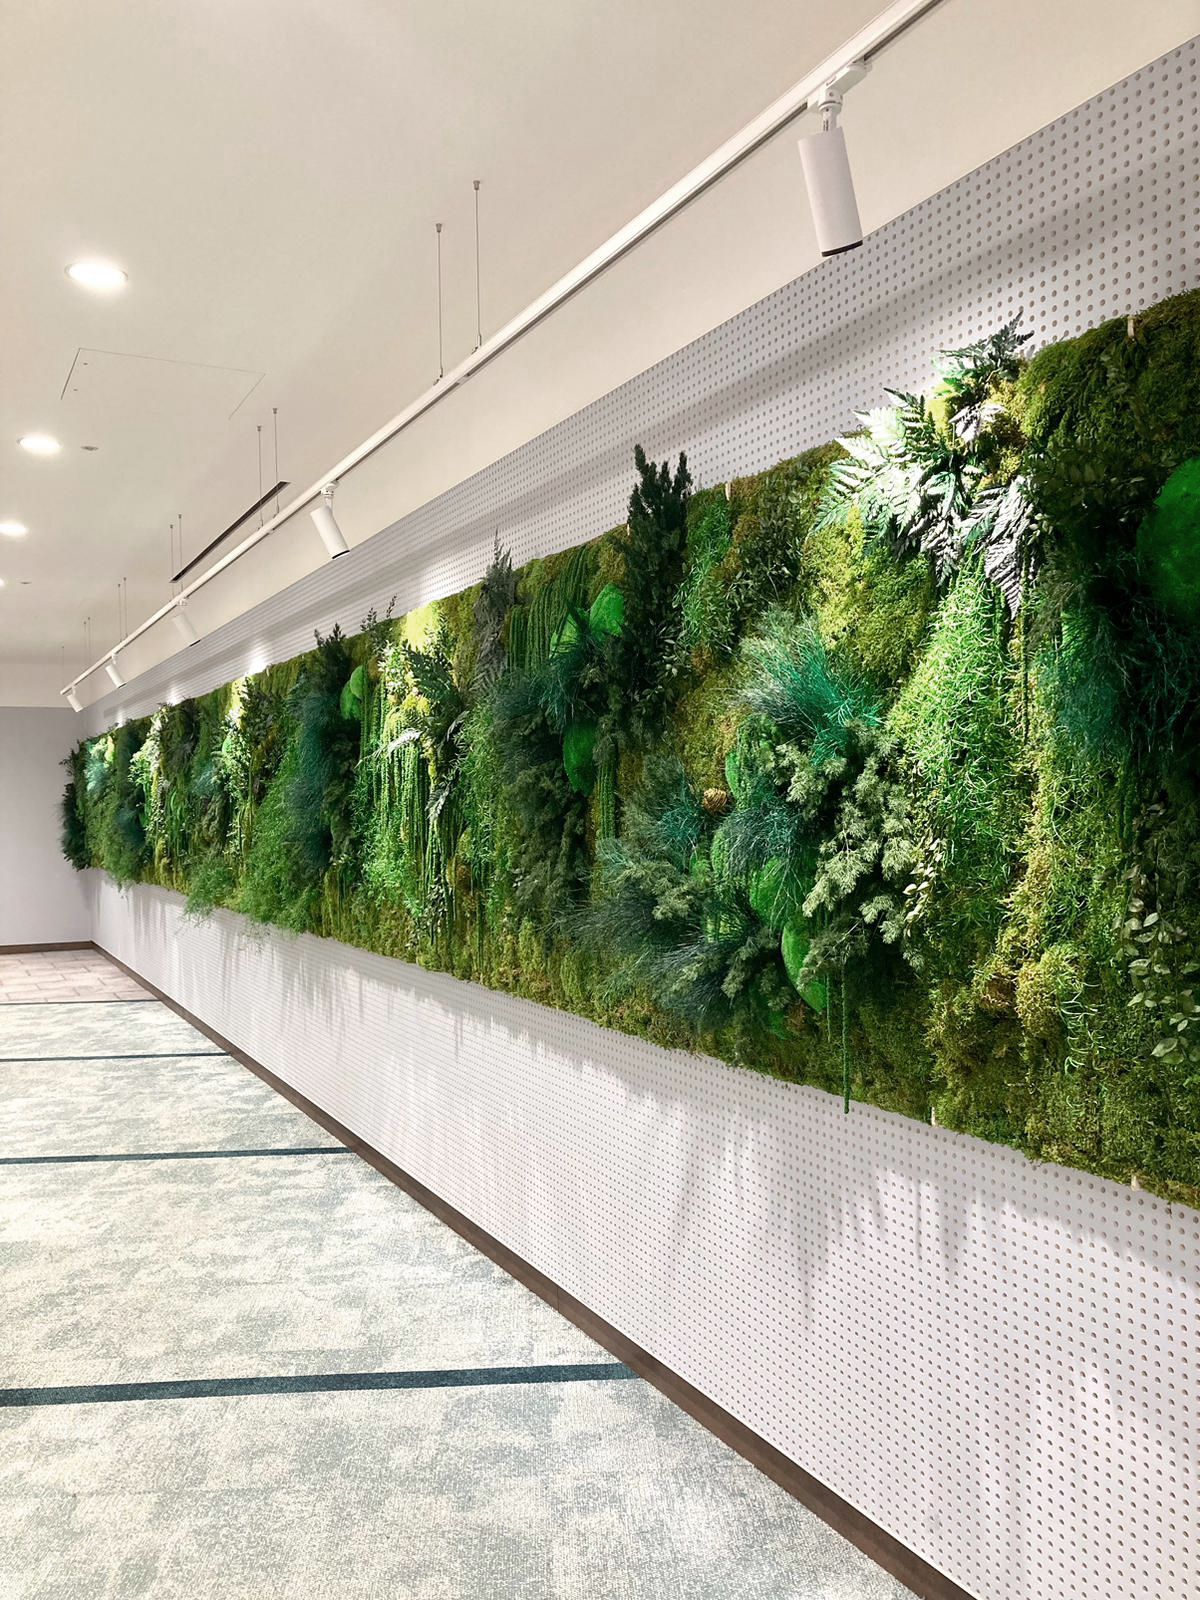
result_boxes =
[0,706,89,945]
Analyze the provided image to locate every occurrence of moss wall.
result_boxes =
[64,289,1200,1206]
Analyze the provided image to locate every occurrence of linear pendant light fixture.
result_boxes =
[60,0,946,708]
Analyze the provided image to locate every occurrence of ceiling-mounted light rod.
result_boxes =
[310,483,349,559]
[59,0,946,701]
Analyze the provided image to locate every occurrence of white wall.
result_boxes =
[90,879,1200,1600]
[0,706,89,944]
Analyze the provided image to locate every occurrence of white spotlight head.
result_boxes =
[172,599,200,646]
[311,484,349,559]
[65,687,83,714]
[105,655,125,688]
[798,86,863,257]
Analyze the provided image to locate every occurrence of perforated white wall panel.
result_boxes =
[84,41,1200,1600]
[90,877,1200,1600]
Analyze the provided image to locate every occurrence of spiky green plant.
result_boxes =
[739,608,878,768]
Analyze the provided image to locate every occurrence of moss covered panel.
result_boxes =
[65,290,1200,1206]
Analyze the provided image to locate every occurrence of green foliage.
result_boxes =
[473,537,518,689]
[890,560,1024,960]
[61,292,1200,1207]
[1136,457,1200,621]
[607,446,691,728]
[675,493,734,665]
[286,625,360,882]
[60,748,89,870]
[722,449,836,636]
[89,721,151,885]
[573,758,793,1036]
[792,725,917,983]
[821,319,1035,611]
[739,608,879,768]
[1017,291,1200,563]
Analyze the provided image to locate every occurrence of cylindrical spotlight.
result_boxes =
[311,484,349,559]
[105,655,125,688]
[798,89,863,257]
[65,688,83,713]
[172,600,200,646]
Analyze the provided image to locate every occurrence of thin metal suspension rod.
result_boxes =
[473,179,482,350]
[435,222,445,380]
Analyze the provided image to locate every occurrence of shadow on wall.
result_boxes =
[90,873,1199,1597]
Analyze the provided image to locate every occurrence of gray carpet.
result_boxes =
[0,992,915,1599]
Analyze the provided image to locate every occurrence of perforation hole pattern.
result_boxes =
[86,42,1200,1600]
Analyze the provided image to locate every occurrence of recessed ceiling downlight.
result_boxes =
[18,434,61,456]
[0,520,27,537]
[66,259,128,292]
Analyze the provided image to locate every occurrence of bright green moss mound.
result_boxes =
[66,289,1200,1207]
[1137,457,1200,620]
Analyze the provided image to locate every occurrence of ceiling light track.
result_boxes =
[59,0,947,706]
[172,481,290,583]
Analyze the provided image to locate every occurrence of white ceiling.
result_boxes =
[4,1,1196,707]
[0,0,883,681]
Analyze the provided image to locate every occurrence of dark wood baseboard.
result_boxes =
[0,940,94,955]
[96,941,975,1600]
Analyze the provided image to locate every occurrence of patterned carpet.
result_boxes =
[0,965,915,1599]
[0,948,150,1004]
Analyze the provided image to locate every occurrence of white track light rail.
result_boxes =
[61,0,946,706]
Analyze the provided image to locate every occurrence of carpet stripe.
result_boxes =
[0,1364,639,1406]
[0,1146,353,1167]
[0,1051,226,1063]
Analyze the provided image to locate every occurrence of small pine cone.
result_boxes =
[702,787,731,816]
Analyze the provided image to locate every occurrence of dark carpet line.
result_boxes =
[0,1146,355,1167]
[0,998,155,1008]
[0,1363,639,1407]
[0,1051,227,1064]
